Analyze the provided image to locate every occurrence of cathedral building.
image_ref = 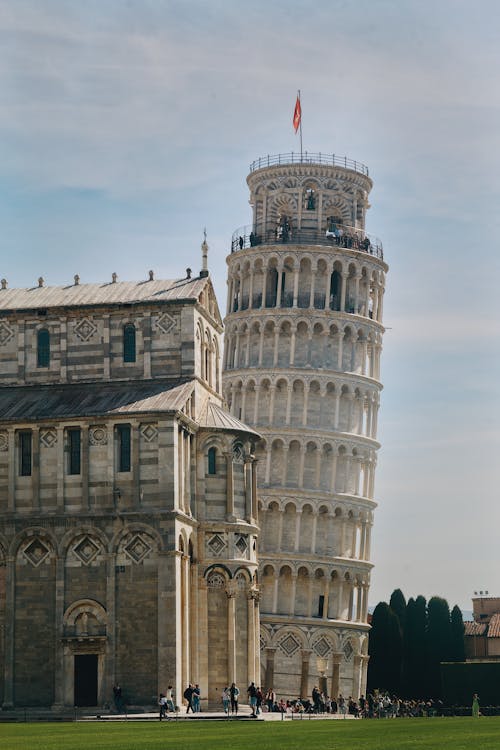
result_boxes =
[0,256,260,709]
[223,152,388,699]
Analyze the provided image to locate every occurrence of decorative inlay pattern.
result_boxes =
[207,572,226,589]
[40,428,57,448]
[278,633,301,657]
[0,321,14,346]
[207,534,226,556]
[235,535,248,555]
[74,318,97,342]
[233,444,244,463]
[343,640,353,660]
[124,534,153,564]
[23,539,50,567]
[313,636,332,658]
[0,431,8,452]
[89,426,107,446]
[155,313,177,335]
[73,536,100,565]
[140,424,158,443]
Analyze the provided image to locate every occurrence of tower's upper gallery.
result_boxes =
[231,153,383,260]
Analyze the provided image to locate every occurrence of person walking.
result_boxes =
[230,682,240,714]
[222,686,230,715]
[184,683,194,713]
[165,685,175,713]
[158,693,167,721]
[192,684,201,712]
[247,681,257,717]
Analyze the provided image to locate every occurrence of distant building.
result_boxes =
[0,258,260,709]
[464,596,500,659]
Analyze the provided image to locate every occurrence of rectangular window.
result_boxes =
[318,595,325,618]
[117,424,131,472]
[19,431,32,476]
[67,428,81,475]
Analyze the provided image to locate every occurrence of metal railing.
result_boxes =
[231,223,384,260]
[249,152,369,176]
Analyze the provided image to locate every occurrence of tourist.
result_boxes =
[222,686,230,714]
[256,686,263,715]
[472,693,480,718]
[247,681,257,717]
[184,683,194,713]
[265,687,275,712]
[193,683,201,712]
[230,682,240,714]
[112,684,123,713]
[158,693,167,721]
[165,685,175,713]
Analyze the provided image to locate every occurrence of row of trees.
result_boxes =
[368,589,465,698]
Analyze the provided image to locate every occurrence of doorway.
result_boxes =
[74,654,98,706]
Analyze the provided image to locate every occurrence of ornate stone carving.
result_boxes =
[155,312,177,335]
[343,640,353,660]
[235,535,248,555]
[0,321,14,346]
[40,428,57,448]
[73,536,100,566]
[207,533,226,556]
[278,633,301,657]
[74,317,97,342]
[313,636,332,658]
[124,534,153,564]
[89,426,107,446]
[23,538,50,567]
[140,423,158,443]
[207,572,226,589]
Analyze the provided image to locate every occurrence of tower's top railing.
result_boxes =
[249,152,369,177]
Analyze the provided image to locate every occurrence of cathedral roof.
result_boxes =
[198,400,260,438]
[0,379,194,421]
[0,276,209,312]
[464,621,487,636]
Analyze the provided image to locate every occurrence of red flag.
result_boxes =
[293,95,301,133]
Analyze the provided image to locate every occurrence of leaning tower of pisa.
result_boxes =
[222,152,387,701]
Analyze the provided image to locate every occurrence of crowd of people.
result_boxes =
[155,683,479,720]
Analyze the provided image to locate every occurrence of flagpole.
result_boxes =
[298,89,303,161]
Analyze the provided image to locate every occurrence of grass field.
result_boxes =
[0,717,498,750]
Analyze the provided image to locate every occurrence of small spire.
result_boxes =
[200,227,209,278]
[148,270,154,281]
[38,277,44,288]
[74,274,80,286]
[186,268,192,279]
[0,279,6,290]
[112,272,117,283]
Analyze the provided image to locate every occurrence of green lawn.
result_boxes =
[0,716,498,750]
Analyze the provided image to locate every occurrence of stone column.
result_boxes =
[340,273,347,312]
[53,556,65,707]
[300,650,312,700]
[226,584,237,684]
[352,655,362,698]
[103,314,110,379]
[197,576,208,705]
[7,428,15,512]
[32,427,40,511]
[2,556,15,708]
[225,452,234,519]
[264,647,276,691]
[289,573,297,616]
[285,386,293,425]
[247,590,257,684]
[293,268,300,307]
[244,455,253,522]
[330,653,341,700]
[276,268,283,307]
[251,458,258,521]
[181,555,190,690]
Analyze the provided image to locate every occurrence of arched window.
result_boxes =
[37,329,50,368]
[208,447,217,475]
[123,324,136,363]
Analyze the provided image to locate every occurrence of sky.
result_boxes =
[2,0,500,612]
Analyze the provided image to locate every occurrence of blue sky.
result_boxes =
[2,0,500,611]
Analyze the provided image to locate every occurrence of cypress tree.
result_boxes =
[390,588,407,634]
[450,605,465,662]
[368,602,402,694]
[426,596,451,697]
